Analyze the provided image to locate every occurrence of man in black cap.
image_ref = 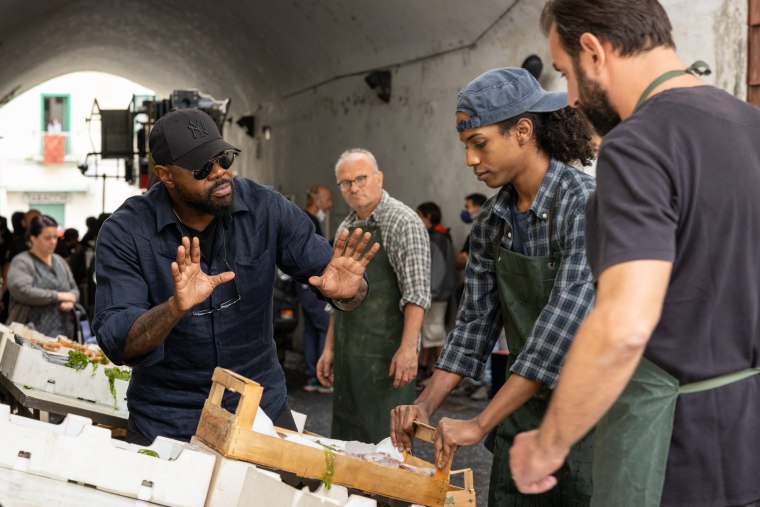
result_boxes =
[93,108,378,444]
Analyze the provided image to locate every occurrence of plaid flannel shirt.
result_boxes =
[336,190,431,312]
[437,160,595,388]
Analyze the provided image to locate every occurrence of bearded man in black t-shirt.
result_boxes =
[510,2,760,507]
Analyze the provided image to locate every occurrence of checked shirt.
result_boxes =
[437,160,596,389]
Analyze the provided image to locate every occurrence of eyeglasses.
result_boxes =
[192,229,241,315]
[337,174,369,191]
[183,150,238,181]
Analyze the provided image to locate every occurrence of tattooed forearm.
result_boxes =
[123,297,187,361]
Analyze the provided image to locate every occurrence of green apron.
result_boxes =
[489,189,594,507]
[591,60,760,507]
[331,225,416,443]
[592,360,760,507]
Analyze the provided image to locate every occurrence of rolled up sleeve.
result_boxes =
[436,213,502,379]
[391,219,431,312]
[92,217,163,367]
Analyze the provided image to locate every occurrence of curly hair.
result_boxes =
[496,107,595,166]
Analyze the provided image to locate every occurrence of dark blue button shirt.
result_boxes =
[93,178,333,441]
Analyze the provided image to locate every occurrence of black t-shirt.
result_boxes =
[586,86,760,506]
[179,218,218,262]
[509,194,529,255]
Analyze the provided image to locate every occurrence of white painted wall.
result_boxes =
[0,72,154,233]
[252,0,747,248]
[0,0,748,248]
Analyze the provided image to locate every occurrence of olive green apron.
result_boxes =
[592,60,760,507]
[331,225,416,443]
[591,357,760,507]
[489,189,594,507]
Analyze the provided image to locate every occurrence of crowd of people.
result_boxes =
[3,1,759,505]
[0,210,109,340]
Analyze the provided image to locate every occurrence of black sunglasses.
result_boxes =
[184,150,238,180]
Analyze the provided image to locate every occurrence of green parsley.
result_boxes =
[103,367,132,410]
[320,448,335,491]
[65,350,90,371]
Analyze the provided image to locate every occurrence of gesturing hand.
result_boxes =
[171,236,235,313]
[309,228,380,300]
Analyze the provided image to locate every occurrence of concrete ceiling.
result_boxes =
[0,0,513,111]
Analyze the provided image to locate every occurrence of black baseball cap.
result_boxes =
[149,108,240,172]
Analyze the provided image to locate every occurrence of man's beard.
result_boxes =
[175,179,235,215]
[574,60,621,136]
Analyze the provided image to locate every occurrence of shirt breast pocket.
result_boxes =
[146,246,180,306]
[228,248,275,320]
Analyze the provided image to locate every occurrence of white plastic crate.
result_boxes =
[0,403,215,506]
[193,439,376,507]
[0,333,129,412]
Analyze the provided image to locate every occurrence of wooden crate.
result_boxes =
[194,368,476,507]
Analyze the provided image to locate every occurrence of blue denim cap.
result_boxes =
[456,67,567,132]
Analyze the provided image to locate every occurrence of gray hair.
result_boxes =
[334,148,379,177]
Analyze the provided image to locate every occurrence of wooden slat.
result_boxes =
[413,421,436,443]
[413,421,456,482]
[451,468,475,490]
[226,430,448,506]
[196,401,235,455]
[445,489,477,505]
[750,0,760,26]
[211,367,255,394]
[208,380,225,406]
[195,367,474,506]
[749,26,760,85]
[749,85,760,107]
[234,381,262,431]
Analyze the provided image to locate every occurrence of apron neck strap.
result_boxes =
[633,60,712,113]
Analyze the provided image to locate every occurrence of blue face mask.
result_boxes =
[460,209,473,224]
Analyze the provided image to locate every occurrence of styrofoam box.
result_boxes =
[0,323,13,360]
[0,404,216,506]
[193,439,376,507]
[0,333,129,412]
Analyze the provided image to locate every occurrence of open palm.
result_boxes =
[309,228,379,299]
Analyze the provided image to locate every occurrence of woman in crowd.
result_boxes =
[6,215,79,338]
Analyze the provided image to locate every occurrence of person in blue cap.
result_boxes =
[511,2,760,507]
[390,67,597,506]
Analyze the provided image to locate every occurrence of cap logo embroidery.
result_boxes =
[187,119,209,139]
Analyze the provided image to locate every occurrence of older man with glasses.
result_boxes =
[317,148,431,444]
[93,109,378,445]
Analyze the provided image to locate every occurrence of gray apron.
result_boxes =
[591,60,760,507]
[332,225,416,443]
[488,189,594,506]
